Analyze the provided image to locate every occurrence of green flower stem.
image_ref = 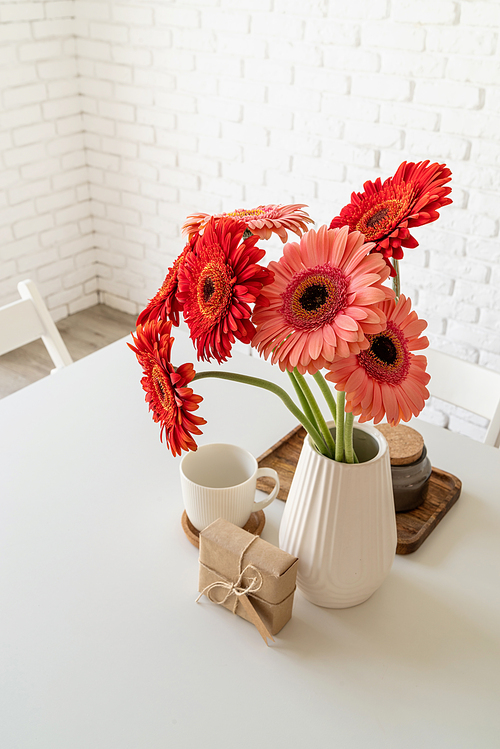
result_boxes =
[287,370,316,430]
[312,371,337,423]
[392,258,401,301]
[193,370,327,456]
[335,391,346,462]
[344,411,355,464]
[292,370,336,459]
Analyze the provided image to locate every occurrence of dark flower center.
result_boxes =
[203,277,215,303]
[152,364,173,413]
[281,264,348,330]
[299,283,329,312]
[371,335,397,365]
[357,322,410,385]
[196,258,234,329]
[366,207,389,228]
[355,196,410,241]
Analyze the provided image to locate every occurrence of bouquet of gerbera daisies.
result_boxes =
[130,162,452,462]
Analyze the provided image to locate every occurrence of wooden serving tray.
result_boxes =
[256,425,462,555]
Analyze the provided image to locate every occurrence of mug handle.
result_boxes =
[253,467,280,511]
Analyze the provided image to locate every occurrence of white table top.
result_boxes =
[1,330,500,749]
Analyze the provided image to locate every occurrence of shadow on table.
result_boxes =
[273,568,500,675]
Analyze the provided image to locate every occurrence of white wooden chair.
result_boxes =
[0,279,73,372]
[425,348,500,448]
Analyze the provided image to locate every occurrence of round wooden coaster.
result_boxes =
[181,510,266,549]
[376,423,424,465]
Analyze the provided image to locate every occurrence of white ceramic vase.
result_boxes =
[279,422,397,609]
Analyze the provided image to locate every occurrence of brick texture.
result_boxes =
[0,0,94,316]
[1,0,500,439]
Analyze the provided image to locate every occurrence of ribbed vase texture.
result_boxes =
[279,423,397,609]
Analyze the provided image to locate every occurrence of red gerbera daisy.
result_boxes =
[128,319,206,456]
[182,204,313,243]
[177,216,273,363]
[330,160,452,275]
[251,225,393,375]
[136,238,194,328]
[325,295,430,426]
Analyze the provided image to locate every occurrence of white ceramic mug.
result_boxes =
[179,443,280,532]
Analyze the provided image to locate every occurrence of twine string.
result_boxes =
[196,535,262,613]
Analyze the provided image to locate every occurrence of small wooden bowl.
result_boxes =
[181,510,266,549]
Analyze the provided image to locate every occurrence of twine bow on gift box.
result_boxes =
[196,536,275,645]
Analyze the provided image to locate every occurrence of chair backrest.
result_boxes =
[425,348,500,447]
[0,279,73,371]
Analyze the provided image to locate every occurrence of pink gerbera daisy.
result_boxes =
[182,204,313,243]
[325,295,430,426]
[330,161,452,275]
[251,225,394,375]
[177,216,273,363]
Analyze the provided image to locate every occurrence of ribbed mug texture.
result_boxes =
[180,443,279,531]
[181,472,259,530]
[279,422,397,609]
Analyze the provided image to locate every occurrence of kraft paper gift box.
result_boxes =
[198,518,298,640]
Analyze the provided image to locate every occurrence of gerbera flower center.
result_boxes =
[366,207,389,229]
[371,335,397,364]
[225,207,266,220]
[196,257,233,324]
[281,264,348,330]
[203,277,215,303]
[299,283,329,311]
[152,363,174,414]
[357,199,408,240]
[357,321,410,384]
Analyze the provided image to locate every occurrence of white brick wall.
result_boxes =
[0,0,95,320]
[1,0,500,440]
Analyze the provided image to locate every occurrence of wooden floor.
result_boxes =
[0,305,137,399]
